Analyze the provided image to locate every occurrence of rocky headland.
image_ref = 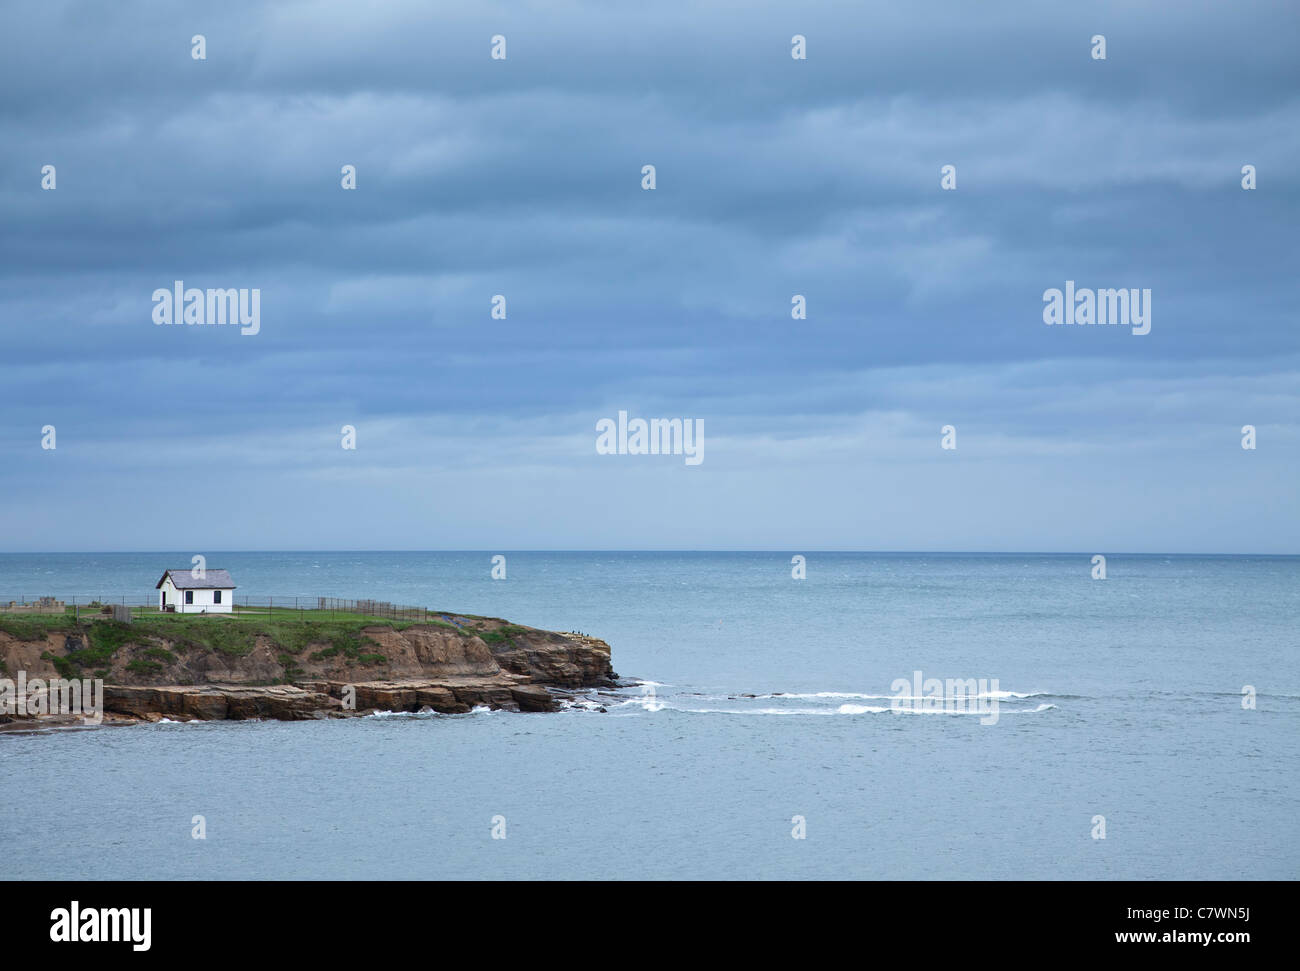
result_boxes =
[0,610,617,729]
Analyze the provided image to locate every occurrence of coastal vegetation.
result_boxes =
[0,606,531,678]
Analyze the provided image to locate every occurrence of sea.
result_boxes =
[1,551,1297,879]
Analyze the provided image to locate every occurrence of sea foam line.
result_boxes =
[752,690,1057,701]
[656,702,1058,717]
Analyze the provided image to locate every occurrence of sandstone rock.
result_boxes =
[1,616,615,725]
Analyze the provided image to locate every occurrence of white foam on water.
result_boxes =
[559,698,605,712]
[600,684,1063,718]
[676,706,838,716]
[648,701,1058,717]
[835,702,1058,715]
[763,689,1052,701]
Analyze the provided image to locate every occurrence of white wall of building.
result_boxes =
[159,575,234,613]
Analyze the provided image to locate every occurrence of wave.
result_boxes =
[558,698,607,712]
[838,701,1057,715]
[613,700,1058,717]
[677,706,839,716]
[365,705,496,719]
[751,689,1060,701]
[544,683,1072,718]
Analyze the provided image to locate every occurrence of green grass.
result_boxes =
[259,619,388,655]
[477,624,528,646]
[85,621,147,663]
[307,631,385,663]
[130,617,256,657]
[0,609,519,673]
[277,653,305,680]
[0,614,78,641]
[23,620,142,675]
[41,651,78,680]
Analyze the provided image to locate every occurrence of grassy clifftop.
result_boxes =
[0,607,532,682]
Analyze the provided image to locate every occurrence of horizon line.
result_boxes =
[1,549,1297,557]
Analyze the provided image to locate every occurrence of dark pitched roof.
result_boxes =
[156,569,237,590]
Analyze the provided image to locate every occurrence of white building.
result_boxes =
[156,569,236,614]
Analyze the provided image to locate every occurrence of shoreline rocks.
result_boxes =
[0,620,617,729]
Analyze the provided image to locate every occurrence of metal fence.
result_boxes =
[0,595,438,623]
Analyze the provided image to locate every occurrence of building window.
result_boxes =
[185,590,194,605]
[214,590,222,604]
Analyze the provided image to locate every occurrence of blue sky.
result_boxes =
[1,0,1297,552]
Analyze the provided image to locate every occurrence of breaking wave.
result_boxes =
[591,684,1063,717]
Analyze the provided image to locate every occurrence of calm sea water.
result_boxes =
[2,551,1297,879]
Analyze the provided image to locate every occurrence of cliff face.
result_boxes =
[0,617,616,726]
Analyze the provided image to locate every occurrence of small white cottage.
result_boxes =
[156,569,236,614]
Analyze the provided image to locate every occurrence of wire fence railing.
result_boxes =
[0,595,439,623]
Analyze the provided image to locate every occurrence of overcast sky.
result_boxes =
[1,0,1297,552]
